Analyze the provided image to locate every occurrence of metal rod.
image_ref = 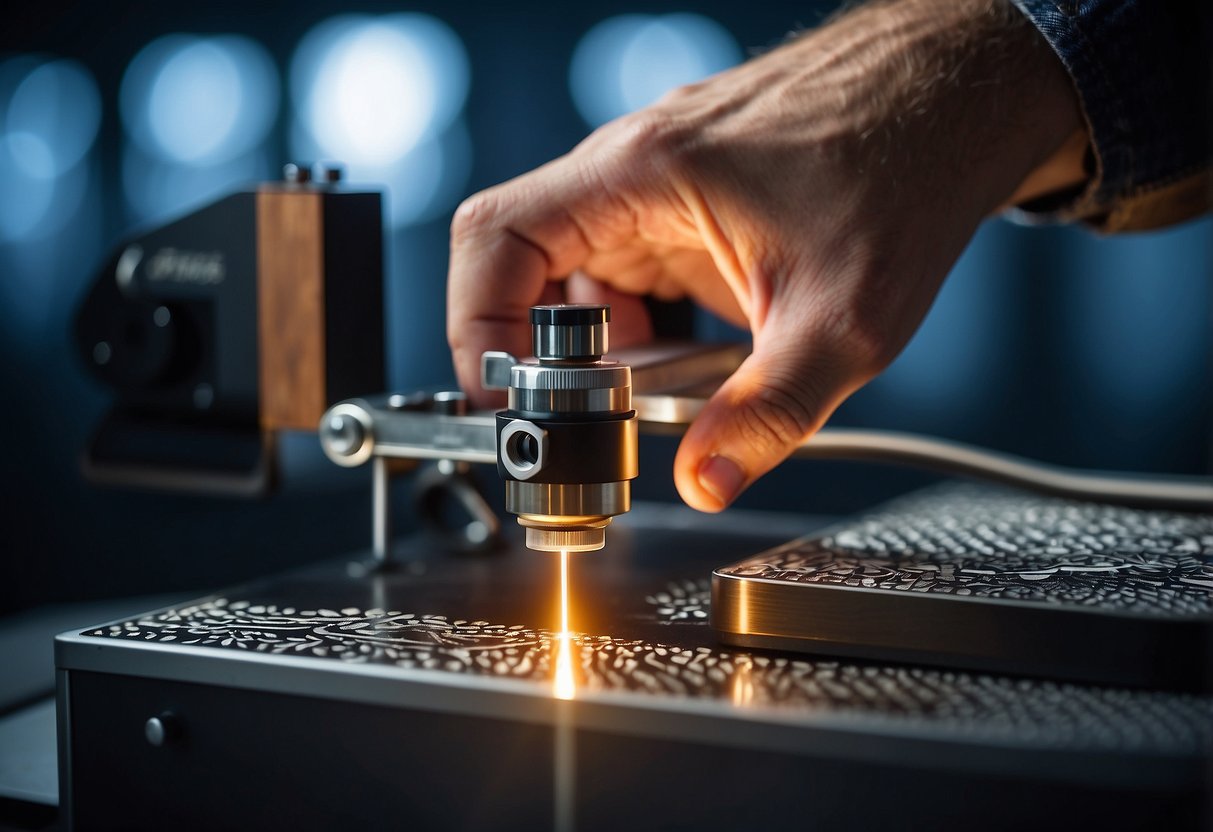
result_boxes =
[372,456,391,563]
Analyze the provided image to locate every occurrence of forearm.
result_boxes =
[751,0,1087,218]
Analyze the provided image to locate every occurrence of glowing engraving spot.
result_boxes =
[85,596,1213,754]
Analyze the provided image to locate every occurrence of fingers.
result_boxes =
[447,161,635,405]
[672,307,873,512]
[446,227,555,407]
[565,271,654,349]
[583,245,748,328]
[660,249,747,328]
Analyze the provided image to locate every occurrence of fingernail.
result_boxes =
[698,454,746,508]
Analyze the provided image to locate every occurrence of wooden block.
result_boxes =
[256,190,327,431]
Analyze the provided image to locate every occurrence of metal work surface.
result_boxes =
[57,497,1213,790]
[77,593,1211,753]
[718,485,1213,612]
[713,485,1213,690]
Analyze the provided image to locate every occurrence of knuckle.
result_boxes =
[655,80,701,105]
[450,191,499,241]
[604,110,692,173]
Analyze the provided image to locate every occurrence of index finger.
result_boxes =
[446,157,633,406]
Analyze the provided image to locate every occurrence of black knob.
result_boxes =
[530,304,609,326]
[316,162,344,183]
[531,304,610,361]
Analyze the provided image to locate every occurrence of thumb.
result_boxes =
[672,321,865,512]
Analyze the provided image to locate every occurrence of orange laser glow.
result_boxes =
[553,549,576,700]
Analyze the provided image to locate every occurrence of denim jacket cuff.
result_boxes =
[1006,0,1212,232]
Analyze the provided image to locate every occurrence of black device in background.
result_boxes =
[73,165,384,497]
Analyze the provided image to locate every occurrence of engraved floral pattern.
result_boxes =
[81,485,1213,755]
[86,595,1213,754]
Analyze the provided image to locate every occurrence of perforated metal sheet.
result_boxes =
[81,593,1213,757]
[62,490,1213,788]
[717,485,1213,616]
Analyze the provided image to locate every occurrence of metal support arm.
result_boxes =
[319,342,1212,564]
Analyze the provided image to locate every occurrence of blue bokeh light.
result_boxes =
[120,34,278,165]
[0,141,91,244]
[292,14,469,166]
[0,56,99,243]
[121,144,269,221]
[290,119,472,229]
[570,13,742,128]
[290,14,472,227]
[7,59,101,179]
[0,133,56,242]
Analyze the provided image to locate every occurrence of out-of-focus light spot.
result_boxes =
[290,14,471,228]
[6,131,55,179]
[6,59,101,179]
[292,14,469,166]
[290,118,471,229]
[0,57,99,243]
[122,143,267,221]
[570,14,742,128]
[0,136,56,241]
[121,35,278,165]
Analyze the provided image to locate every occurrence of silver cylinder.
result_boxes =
[510,362,630,392]
[535,322,608,361]
[508,362,632,415]
[524,525,607,553]
[506,480,630,517]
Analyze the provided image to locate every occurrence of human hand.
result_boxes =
[448,0,1085,512]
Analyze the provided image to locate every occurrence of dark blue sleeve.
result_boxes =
[1008,0,1212,231]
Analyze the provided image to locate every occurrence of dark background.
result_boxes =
[1,1,1209,617]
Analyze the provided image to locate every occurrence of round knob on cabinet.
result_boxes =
[144,712,182,747]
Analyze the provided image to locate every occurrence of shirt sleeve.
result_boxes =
[1007,0,1212,232]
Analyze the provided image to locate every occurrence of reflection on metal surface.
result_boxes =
[554,550,577,701]
[736,578,751,635]
[84,597,1213,754]
[553,709,575,832]
[644,579,709,623]
[729,656,754,708]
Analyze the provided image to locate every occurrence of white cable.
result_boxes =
[798,428,1213,512]
[634,393,1211,511]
